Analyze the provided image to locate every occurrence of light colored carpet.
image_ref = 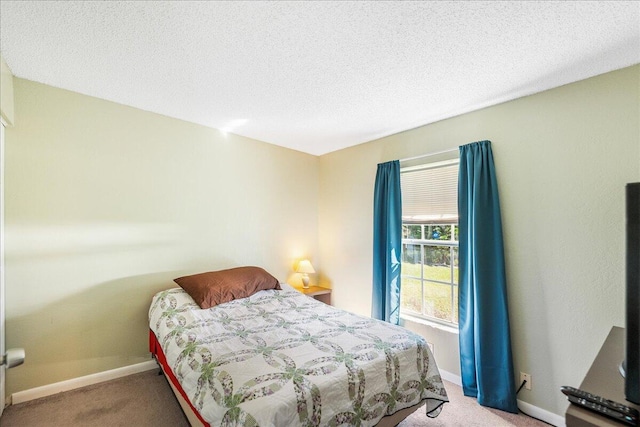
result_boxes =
[398,381,550,427]
[1,370,551,426]
[2,370,189,427]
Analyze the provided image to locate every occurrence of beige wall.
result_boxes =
[4,78,319,395]
[1,54,14,125]
[318,65,640,417]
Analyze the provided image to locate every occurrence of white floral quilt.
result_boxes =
[149,287,448,426]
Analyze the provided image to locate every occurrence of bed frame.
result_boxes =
[150,330,425,426]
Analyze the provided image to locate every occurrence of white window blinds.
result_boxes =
[401,160,459,223]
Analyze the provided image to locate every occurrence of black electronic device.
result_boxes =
[623,183,640,404]
[561,386,639,426]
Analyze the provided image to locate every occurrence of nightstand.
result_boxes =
[293,285,332,304]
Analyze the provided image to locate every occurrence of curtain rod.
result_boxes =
[399,147,458,163]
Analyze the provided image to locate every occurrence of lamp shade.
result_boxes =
[296,259,315,274]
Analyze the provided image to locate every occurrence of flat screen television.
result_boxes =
[622,182,640,404]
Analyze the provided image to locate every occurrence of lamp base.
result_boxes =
[301,274,310,289]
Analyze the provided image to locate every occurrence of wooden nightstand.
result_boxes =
[293,285,332,304]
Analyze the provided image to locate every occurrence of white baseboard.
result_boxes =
[439,368,462,386]
[439,370,564,427]
[517,399,565,427]
[11,360,158,405]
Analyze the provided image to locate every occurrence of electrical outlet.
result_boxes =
[520,372,532,390]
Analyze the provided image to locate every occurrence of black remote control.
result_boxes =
[561,386,639,426]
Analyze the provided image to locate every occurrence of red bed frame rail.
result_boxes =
[149,330,210,426]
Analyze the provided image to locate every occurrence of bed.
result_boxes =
[149,268,448,426]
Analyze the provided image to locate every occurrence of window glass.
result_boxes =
[402,243,421,269]
[453,246,459,285]
[423,245,452,282]
[403,225,422,240]
[423,281,453,321]
[400,278,422,313]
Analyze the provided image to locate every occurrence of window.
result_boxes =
[400,159,459,326]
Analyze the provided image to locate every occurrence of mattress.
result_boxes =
[149,286,448,426]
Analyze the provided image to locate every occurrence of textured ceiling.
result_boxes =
[1,1,639,155]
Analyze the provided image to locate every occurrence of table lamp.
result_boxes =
[296,259,315,289]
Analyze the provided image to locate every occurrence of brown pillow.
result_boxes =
[174,266,281,309]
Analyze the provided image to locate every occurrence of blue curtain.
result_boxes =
[372,160,402,325]
[458,141,517,413]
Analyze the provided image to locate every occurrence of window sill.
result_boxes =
[400,313,459,335]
